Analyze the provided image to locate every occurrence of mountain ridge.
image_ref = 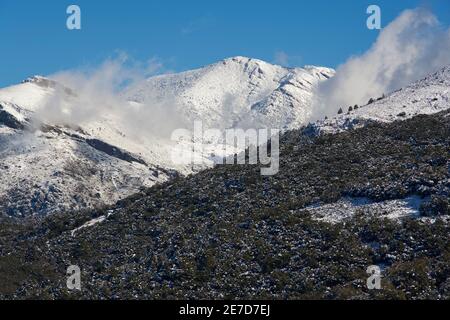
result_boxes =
[1,59,449,217]
[0,57,333,216]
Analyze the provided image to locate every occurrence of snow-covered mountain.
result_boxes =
[0,57,334,216]
[312,65,450,134]
[125,56,334,129]
[0,78,174,216]
[1,56,449,217]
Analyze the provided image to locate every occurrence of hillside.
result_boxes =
[0,110,448,299]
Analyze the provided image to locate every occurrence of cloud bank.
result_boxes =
[311,8,450,120]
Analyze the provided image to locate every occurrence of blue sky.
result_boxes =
[0,0,449,87]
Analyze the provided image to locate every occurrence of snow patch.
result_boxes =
[303,196,425,224]
[71,210,115,236]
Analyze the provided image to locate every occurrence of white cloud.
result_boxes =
[274,51,302,67]
[274,51,290,66]
[32,54,186,141]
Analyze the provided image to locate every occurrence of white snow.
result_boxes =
[71,210,115,236]
[303,196,425,224]
[0,78,55,113]
[0,128,167,216]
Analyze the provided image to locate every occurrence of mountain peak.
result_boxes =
[215,56,278,71]
[220,56,335,74]
[221,56,261,64]
[22,75,57,88]
[22,75,48,83]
